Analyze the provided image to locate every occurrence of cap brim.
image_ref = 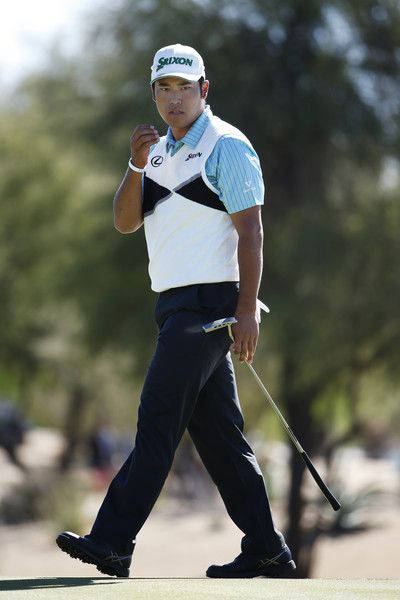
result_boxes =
[151,71,203,84]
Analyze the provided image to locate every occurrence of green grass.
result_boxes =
[1,578,399,600]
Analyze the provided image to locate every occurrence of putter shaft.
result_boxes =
[226,323,341,512]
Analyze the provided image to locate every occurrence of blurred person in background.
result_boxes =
[0,400,28,472]
[87,420,116,488]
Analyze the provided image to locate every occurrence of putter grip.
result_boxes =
[301,451,341,511]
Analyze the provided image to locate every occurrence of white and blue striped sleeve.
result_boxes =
[205,136,265,214]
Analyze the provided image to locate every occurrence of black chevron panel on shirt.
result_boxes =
[142,176,172,217]
[143,174,226,216]
[175,176,227,213]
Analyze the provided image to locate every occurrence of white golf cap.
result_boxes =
[150,44,205,84]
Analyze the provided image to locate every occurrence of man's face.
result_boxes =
[153,76,208,135]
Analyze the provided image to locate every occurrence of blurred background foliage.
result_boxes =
[1,0,399,577]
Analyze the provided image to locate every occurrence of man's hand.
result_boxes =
[230,312,259,363]
[130,124,159,169]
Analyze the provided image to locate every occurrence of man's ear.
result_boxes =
[201,80,209,99]
[151,83,156,101]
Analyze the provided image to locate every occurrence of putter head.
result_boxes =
[202,316,237,334]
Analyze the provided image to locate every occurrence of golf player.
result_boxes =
[56,43,295,579]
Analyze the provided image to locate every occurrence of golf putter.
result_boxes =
[203,316,341,512]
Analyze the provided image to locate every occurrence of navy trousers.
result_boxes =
[90,282,285,556]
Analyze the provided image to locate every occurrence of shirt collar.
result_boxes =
[166,105,212,150]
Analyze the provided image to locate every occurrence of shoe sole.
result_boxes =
[56,533,129,578]
[206,560,297,579]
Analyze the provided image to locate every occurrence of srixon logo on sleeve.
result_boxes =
[185,152,202,161]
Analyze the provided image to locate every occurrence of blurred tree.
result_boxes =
[0,110,78,402]
[0,110,139,466]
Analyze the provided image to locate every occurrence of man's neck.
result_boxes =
[170,127,189,141]
[170,106,205,141]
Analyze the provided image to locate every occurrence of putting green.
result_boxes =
[0,577,398,600]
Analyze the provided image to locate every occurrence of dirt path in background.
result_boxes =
[1,503,400,578]
[1,429,399,578]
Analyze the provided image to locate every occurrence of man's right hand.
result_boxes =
[130,125,160,169]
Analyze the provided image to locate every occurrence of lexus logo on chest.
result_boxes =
[151,155,163,167]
